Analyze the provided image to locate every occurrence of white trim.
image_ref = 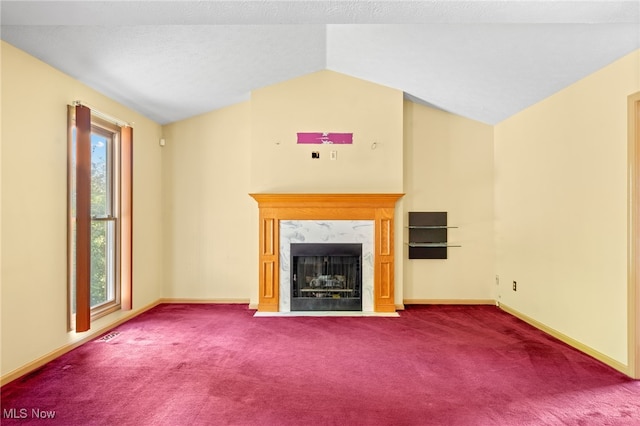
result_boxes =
[254,311,399,317]
[628,91,640,379]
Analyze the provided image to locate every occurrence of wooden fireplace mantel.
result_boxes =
[249,193,404,312]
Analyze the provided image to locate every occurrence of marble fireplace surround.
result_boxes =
[249,193,404,313]
[281,220,373,312]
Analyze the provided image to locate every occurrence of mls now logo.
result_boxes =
[3,408,56,419]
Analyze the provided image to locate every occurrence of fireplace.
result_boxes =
[249,193,404,313]
[280,220,374,312]
[291,243,362,311]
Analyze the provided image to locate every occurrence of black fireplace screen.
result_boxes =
[290,243,362,311]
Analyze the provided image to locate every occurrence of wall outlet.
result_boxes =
[512,281,517,291]
[311,151,320,159]
[330,150,337,160]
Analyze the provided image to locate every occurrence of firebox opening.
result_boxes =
[290,243,362,311]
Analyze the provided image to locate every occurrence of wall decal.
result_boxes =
[297,132,353,144]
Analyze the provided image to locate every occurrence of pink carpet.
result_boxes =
[2,304,639,425]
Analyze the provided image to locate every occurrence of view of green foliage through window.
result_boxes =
[90,131,114,307]
[70,127,117,314]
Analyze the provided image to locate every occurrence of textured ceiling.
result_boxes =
[1,1,639,125]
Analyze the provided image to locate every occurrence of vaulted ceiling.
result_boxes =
[1,1,639,125]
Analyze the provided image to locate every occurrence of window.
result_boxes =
[68,104,133,331]
[88,125,118,310]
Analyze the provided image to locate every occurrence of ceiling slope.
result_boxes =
[1,1,639,125]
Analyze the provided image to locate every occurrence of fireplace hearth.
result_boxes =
[291,243,362,311]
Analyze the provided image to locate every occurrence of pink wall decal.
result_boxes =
[297,132,353,144]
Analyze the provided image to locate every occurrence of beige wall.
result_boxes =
[403,101,495,301]
[164,71,406,306]
[161,102,256,301]
[250,70,404,193]
[495,49,640,364]
[1,41,164,377]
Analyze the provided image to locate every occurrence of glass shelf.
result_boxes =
[407,243,461,248]
[406,226,458,229]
